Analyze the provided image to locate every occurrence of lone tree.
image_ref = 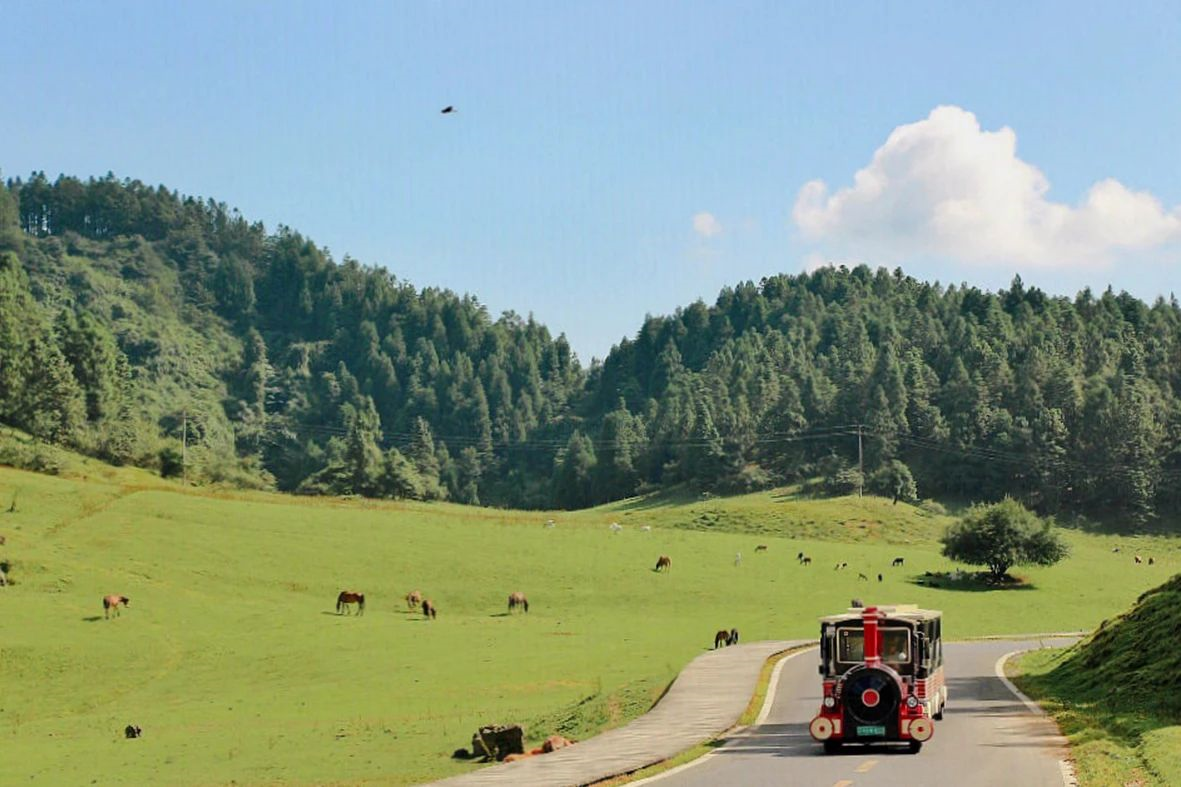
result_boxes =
[941,498,1069,581]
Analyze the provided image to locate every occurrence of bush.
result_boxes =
[918,499,949,517]
[867,460,917,503]
[942,498,1069,580]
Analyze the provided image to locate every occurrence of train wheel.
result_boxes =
[823,740,842,755]
[908,740,923,754]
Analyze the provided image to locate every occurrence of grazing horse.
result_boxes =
[877,573,883,582]
[654,555,672,572]
[797,551,804,560]
[508,591,529,613]
[851,598,864,608]
[1148,557,1155,565]
[714,629,729,649]
[834,562,847,570]
[124,724,142,739]
[405,589,423,609]
[858,573,868,581]
[336,590,365,615]
[103,595,130,619]
[800,556,812,566]
[1135,555,1143,564]
[728,628,739,645]
[755,544,768,552]
[422,599,437,619]
[892,557,905,567]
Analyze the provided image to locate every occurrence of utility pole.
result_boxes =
[857,424,864,497]
[181,409,187,486]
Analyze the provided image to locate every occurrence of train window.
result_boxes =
[837,627,911,664]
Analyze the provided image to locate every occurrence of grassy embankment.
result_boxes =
[1013,573,1181,787]
[2,433,1180,785]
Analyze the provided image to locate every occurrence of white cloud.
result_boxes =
[692,211,723,239]
[792,105,1181,267]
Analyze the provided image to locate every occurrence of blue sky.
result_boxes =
[3,1,1180,360]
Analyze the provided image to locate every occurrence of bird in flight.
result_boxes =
[440,106,455,114]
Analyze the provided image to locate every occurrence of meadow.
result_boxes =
[2,458,1179,785]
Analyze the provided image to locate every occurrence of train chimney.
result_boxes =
[862,606,884,666]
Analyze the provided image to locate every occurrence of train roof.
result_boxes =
[820,604,942,624]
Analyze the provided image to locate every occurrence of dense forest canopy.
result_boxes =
[2,171,1179,524]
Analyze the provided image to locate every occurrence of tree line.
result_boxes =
[2,172,1179,525]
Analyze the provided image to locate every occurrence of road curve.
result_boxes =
[651,638,1076,787]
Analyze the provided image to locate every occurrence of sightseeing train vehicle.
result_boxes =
[809,604,946,753]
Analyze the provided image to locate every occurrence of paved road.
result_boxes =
[655,638,1075,787]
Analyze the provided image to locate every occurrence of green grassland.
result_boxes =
[1013,573,1181,787]
[2,459,1180,785]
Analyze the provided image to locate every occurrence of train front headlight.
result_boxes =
[906,695,919,709]
[823,696,836,709]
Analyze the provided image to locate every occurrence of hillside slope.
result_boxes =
[1015,573,1181,786]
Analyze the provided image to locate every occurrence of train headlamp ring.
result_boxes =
[823,696,836,709]
[906,695,919,709]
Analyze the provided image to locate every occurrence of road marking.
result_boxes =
[995,649,1080,787]
[854,759,878,773]
[754,647,815,726]
[631,647,815,785]
[833,781,854,787]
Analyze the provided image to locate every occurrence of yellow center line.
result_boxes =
[855,759,880,773]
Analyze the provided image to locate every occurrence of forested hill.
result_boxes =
[2,172,1180,522]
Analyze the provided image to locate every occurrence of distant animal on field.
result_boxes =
[103,595,130,619]
[755,544,768,552]
[877,573,883,582]
[508,591,529,613]
[1111,547,1120,553]
[858,573,868,581]
[834,562,847,570]
[544,519,555,529]
[851,598,864,608]
[0,566,6,586]
[336,590,365,615]
[654,555,672,572]
[124,724,142,739]
[641,525,652,532]
[800,556,812,566]
[609,522,623,534]
[1135,555,1143,564]
[892,557,905,567]
[714,629,730,648]
[1148,557,1155,565]
[729,627,739,645]
[797,551,804,560]
[405,589,423,609]
[422,599,437,619]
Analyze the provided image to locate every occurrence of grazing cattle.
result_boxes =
[851,598,864,608]
[654,555,672,572]
[102,595,130,619]
[892,557,905,567]
[755,544,768,552]
[405,589,423,609]
[124,724,142,739]
[336,590,365,615]
[508,591,529,613]
[1148,557,1155,565]
[422,599,437,619]
[800,556,812,566]
[877,573,883,582]
[1135,555,1143,564]
[858,573,868,581]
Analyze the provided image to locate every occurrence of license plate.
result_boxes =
[856,725,886,737]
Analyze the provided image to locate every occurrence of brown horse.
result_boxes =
[336,590,365,615]
[103,595,130,619]
[713,628,740,648]
[405,589,423,609]
[654,555,671,572]
[422,599,437,619]
[508,592,529,613]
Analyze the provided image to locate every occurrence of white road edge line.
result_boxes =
[629,647,815,786]
[994,649,1079,787]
